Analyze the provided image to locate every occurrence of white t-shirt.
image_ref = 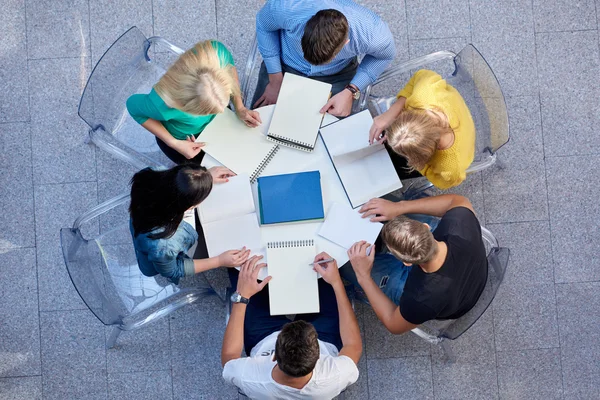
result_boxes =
[222,331,359,399]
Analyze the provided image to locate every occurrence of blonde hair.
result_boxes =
[154,41,238,115]
[386,108,453,171]
[381,216,438,265]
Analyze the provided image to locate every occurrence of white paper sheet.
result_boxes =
[198,174,255,224]
[267,241,319,316]
[203,213,266,262]
[318,202,383,249]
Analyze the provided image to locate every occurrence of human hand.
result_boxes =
[171,137,204,159]
[236,107,262,127]
[236,255,271,298]
[359,198,403,222]
[319,89,353,117]
[208,166,236,183]
[253,73,283,108]
[348,241,375,280]
[369,112,395,144]
[311,252,341,287]
[218,247,250,267]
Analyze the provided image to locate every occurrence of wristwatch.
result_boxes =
[344,84,361,100]
[230,291,249,304]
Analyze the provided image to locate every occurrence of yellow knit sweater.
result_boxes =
[397,69,475,189]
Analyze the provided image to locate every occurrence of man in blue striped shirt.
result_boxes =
[252,0,396,117]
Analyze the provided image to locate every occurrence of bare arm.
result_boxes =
[140,119,203,159]
[230,67,261,127]
[369,97,406,144]
[360,194,474,222]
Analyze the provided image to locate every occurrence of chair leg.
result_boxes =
[440,340,456,363]
[106,326,123,349]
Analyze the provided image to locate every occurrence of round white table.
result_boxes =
[202,105,354,280]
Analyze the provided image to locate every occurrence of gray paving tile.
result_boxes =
[536,31,600,98]
[40,309,106,374]
[26,0,91,59]
[363,306,431,358]
[431,310,499,399]
[43,369,108,400]
[0,159,35,250]
[546,155,600,283]
[432,172,485,223]
[497,348,563,400]
[556,282,600,349]
[541,91,600,157]
[533,0,597,32]
[561,346,600,400]
[493,283,559,351]
[0,248,40,378]
[216,0,262,71]
[343,355,369,400]
[169,295,226,368]
[106,319,171,373]
[406,0,470,40]
[0,0,29,123]
[0,376,42,400]
[483,96,548,223]
[28,57,96,185]
[89,0,153,65]
[470,0,538,97]
[153,0,217,49]
[367,357,433,400]
[172,360,238,400]
[486,221,554,285]
[108,370,172,400]
[34,182,98,311]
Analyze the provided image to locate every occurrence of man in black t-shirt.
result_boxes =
[344,194,487,334]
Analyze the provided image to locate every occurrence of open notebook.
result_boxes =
[198,174,266,266]
[197,108,279,182]
[320,110,403,208]
[267,239,319,316]
[318,202,383,250]
[267,73,332,152]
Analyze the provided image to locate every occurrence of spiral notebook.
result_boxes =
[267,73,332,152]
[267,239,319,316]
[197,108,279,182]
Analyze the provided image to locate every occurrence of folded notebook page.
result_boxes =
[318,202,383,249]
[267,240,319,316]
[197,108,279,182]
[320,110,403,208]
[267,73,332,152]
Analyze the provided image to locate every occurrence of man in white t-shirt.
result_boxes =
[221,254,362,399]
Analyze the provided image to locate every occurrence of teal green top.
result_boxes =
[126,41,235,141]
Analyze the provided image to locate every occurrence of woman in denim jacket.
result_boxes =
[129,164,250,284]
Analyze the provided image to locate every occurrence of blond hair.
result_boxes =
[154,41,238,115]
[386,108,453,171]
[381,216,438,264]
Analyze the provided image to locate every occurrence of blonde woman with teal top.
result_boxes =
[127,40,261,164]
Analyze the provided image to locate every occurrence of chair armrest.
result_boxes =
[374,51,456,85]
[147,36,184,55]
[73,193,130,230]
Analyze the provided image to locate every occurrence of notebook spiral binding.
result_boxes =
[267,239,314,249]
[267,134,314,153]
[250,146,280,183]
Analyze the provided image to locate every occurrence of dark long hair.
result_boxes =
[129,164,213,239]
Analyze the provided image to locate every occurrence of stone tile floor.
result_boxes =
[1,0,599,399]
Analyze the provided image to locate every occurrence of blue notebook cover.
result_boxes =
[257,171,325,225]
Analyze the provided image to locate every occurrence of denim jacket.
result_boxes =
[130,219,198,284]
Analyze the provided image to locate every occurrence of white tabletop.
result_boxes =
[201,105,352,278]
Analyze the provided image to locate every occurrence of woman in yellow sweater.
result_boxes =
[369,69,475,190]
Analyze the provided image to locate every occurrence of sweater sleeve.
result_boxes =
[423,164,466,190]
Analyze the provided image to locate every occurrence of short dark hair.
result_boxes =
[301,9,349,65]
[274,321,320,377]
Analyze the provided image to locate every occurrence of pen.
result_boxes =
[309,258,334,266]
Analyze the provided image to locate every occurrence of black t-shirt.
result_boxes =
[399,207,488,325]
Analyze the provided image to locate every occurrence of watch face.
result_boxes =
[230,292,241,303]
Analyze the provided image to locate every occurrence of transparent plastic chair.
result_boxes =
[363,44,510,196]
[78,26,184,170]
[60,193,218,348]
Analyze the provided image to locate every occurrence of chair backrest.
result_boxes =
[60,194,215,328]
[239,34,265,110]
[365,44,510,171]
[78,26,183,169]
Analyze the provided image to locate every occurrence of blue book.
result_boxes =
[257,171,325,225]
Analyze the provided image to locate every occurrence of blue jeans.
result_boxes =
[227,269,343,355]
[341,214,440,305]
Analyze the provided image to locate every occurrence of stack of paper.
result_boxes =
[320,110,403,208]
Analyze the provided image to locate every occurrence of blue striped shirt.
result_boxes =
[256,0,396,91]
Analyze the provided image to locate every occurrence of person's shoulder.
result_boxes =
[314,355,360,385]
